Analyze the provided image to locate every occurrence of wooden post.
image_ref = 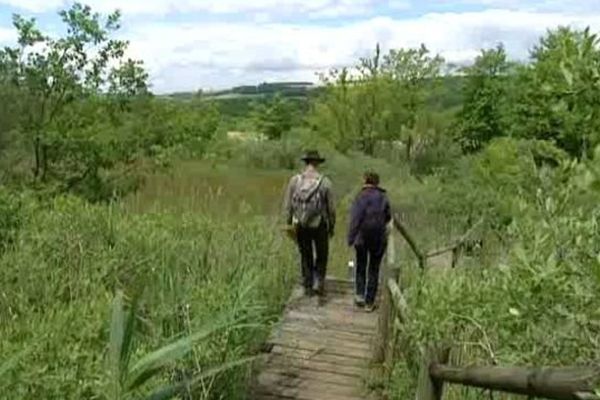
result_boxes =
[416,346,450,400]
[451,247,459,269]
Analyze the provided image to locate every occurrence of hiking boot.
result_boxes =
[364,303,377,313]
[313,279,326,297]
[354,295,365,308]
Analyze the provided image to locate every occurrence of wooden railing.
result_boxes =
[375,215,600,400]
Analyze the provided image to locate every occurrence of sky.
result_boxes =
[1,1,600,93]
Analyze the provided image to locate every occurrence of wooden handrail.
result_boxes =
[425,218,484,259]
[392,214,484,269]
[392,213,425,269]
[422,364,600,400]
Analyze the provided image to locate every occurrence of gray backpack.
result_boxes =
[291,174,324,227]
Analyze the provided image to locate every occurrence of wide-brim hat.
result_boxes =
[301,150,325,163]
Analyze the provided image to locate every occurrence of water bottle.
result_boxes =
[347,260,355,282]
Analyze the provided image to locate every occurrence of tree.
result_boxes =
[381,44,444,159]
[253,93,293,140]
[454,44,512,153]
[0,3,148,187]
[309,67,356,152]
[309,44,444,157]
[512,27,600,158]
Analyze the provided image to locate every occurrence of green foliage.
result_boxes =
[454,45,512,153]
[388,153,600,398]
[1,3,148,182]
[310,44,444,157]
[252,93,293,140]
[511,27,600,157]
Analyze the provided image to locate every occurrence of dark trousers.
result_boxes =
[296,223,329,290]
[354,237,386,305]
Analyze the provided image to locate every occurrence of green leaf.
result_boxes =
[127,312,241,391]
[109,290,126,388]
[144,356,257,400]
[560,61,574,87]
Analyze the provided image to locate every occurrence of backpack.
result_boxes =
[291,173,324,227]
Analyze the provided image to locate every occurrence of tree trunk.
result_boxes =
[406,135,413,161]
[33,136,41,180]
[41,143,48,182]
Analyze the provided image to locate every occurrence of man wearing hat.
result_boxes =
[283,150,336,297]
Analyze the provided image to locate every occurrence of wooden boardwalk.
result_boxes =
[251,278,378,400]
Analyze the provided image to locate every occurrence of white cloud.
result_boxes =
[120,9,600,92]
[0,26,15,44]
[2,1,600,92]
[460,0,600,13]
[0,0,393,18]
[0,0,62,13]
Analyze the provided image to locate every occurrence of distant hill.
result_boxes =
[163,81,320,101]
[160,76,466,122]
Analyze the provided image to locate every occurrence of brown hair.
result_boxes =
[364,171,380,186]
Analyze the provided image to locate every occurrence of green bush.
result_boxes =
[386,149,600,399]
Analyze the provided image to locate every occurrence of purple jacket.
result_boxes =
[347,185,392,247]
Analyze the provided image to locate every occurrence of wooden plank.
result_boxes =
[282,314,376,336]
[268,337,372,360]
[292,302,380,321]
[254,375,365,399]
[277,323,375,342]
[286,309,377,330]
[253,390,365,400]
[264,354,365,377]
[273,327,374,347]
[269,345,369,367]
[257,369,357,387]
[430,364,600,400]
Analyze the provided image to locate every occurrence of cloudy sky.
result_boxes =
[1,1,600,93]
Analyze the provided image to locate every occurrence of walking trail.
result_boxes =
[251,278,379,400]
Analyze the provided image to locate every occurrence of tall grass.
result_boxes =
[0,189,295,399]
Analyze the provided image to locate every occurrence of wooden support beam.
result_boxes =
[374,235,400,365]
[429,364,600,400]
[374,272,400,364]
[425,217,484,260]
[416,346,451,400]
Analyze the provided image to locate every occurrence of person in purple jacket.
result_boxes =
[347,171,392,312]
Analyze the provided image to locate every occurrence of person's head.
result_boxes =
[301,150,325,168]
[364,171,380,186]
